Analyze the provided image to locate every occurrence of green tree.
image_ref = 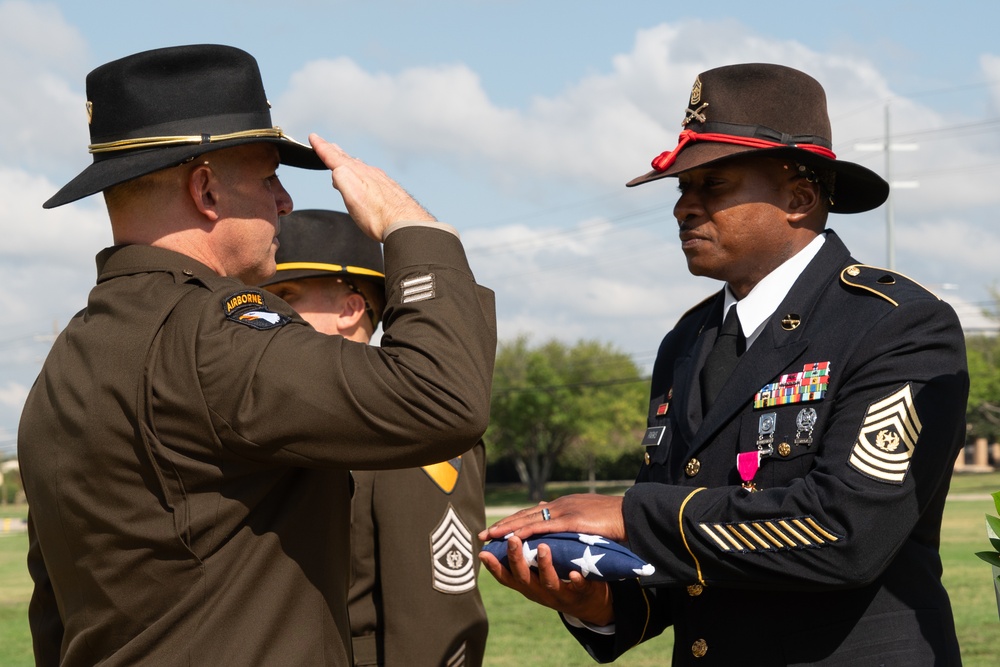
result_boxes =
[487,336,648,502]
[967,287,1000,443]
[967,333,1000,443]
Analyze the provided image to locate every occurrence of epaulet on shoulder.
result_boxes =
[676,292,718,324]
[185,273,236,292]
[839,264,940,307]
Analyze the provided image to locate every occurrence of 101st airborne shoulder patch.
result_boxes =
[430,505,476,594]
[222,290,289,330]
[848,384,922,484]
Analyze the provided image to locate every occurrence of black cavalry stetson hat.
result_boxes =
[626,63,889,214]
[44,44,325,209]
[260,209,385,288]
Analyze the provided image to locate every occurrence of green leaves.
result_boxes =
[487,336,648,500]
[975,491,1000,569]
[975,491,1000,619]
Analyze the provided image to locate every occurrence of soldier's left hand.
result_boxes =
[479,494,626,543]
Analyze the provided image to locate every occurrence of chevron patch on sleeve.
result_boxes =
[430,506,476,594]
[848,384,922,484]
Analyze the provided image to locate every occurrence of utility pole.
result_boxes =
[855,102,918,270]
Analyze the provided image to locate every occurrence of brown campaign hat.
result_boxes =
[626,63,889,214]
[44,44,325,209]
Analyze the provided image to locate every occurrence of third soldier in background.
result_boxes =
[260,209,489,667]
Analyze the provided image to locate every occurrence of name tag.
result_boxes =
[641,426,666,447]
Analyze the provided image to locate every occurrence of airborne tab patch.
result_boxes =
[222,290,289,330]
[848,384,922,484]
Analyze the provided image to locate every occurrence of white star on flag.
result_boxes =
[578,534,610,546]
[522,541,539,567]
[571,546,605,578]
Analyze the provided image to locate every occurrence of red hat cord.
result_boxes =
[650,128,838,173]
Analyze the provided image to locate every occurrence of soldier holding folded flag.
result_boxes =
[481,63,968,666]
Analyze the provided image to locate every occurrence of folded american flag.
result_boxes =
[482,532,655,581]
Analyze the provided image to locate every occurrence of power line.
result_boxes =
[848,116,1000,147]
[462,190,634,231]
[831,78,1000,125]
[465,204,669,256]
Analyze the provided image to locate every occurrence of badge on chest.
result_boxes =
[740,362,830,491]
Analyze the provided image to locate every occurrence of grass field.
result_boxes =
[2,472,998,665]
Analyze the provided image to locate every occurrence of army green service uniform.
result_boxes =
[19,225,496,667]
[349,441,489,667]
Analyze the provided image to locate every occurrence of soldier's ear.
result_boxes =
[187,162,222,222]
[337,292,368,330]
[787,177,821,223]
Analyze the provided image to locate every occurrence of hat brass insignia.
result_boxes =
[683,102,709,126]
[86,101,93,125]
[690,76,702,105]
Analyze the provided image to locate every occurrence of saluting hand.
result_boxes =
[309,134,436,241]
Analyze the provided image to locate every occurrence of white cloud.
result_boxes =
[0,381,28,410]
[0,1,90,173]
[3,5,999,451]
[273,19,1000,358]
[280,20,1000,211]
[0,167,110,323]
[981,54,1000,113]
[899,217,1000,278]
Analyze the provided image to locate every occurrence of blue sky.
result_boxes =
[2,0,1000,455]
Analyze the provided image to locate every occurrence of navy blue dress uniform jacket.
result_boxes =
[19,225,496,667]
[567,231,968,665]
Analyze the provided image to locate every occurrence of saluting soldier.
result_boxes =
[480,63,967,666]
[259,210,489,667]
[18,45,496,666]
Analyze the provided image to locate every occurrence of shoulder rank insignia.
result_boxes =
[422,457,462,493]
[848,384,922,484]
[754,362,830,409]
[222,290,289,330]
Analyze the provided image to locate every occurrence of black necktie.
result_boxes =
[700,306,745,413]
